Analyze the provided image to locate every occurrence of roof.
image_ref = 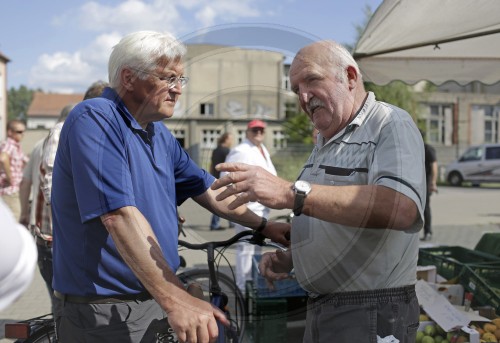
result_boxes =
[0,51,10,63]
[27,92,84,117]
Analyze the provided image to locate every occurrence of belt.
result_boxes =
[54,290,152,304]
[309,285,416,306]
[36,236,52,248]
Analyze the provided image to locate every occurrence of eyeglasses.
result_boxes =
[250,128,265,134]
[130,67,189,89]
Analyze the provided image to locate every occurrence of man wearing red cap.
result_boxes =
[223,119,277,290]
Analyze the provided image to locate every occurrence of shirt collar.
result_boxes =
[320,92,375,146]
[101,87,147,132]
[6,137,20,147]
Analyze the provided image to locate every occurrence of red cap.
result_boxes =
[247,119,266,129]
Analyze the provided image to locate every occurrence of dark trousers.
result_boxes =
[423,188,432,235]
[36,242,56,312]
[304,286,419,343]
[54,298,170,342]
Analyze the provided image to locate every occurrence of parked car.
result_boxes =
[445,144,500,186]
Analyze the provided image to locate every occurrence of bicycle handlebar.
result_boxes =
[178,230,268,250]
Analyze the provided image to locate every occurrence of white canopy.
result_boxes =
[353,0,500,85]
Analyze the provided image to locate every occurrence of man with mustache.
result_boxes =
[212,40,426,342]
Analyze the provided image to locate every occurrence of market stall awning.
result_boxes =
[353,0,500,85]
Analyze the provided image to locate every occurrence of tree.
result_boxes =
[351,5,425,121]
[284,110,314,145]
[7,85,38,121]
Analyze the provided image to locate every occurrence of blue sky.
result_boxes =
[0,0,383,93]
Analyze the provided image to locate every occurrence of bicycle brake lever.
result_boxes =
[249,231,266,245]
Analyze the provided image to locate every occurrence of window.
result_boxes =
[420,103,453,145]
[172,129,185,148]
[483,105,499,143]
[202,129,221,149]
[273,130,287,149]
[485,147,500,160]
[200,103,214,116]
[460,147,482,162]
[237,130,245,144]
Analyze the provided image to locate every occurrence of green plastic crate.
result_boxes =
[458,265,500,315]
[245,282,288,343]
[418,246,500,280]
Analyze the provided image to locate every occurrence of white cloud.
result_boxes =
[29,52,93,93]
[29,0,267,92]
[77,0,182,34]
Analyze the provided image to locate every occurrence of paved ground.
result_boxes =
[1,186,499,342]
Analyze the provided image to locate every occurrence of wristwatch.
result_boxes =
[292,180,311,216]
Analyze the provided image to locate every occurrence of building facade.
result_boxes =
[417,82,500,168]
[26,92,84,129]
[165,44,296,168]
[20,44,499,175]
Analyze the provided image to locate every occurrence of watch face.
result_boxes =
[295,180,311,193]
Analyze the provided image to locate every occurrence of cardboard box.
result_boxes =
[417,265,437,283]
[416,280,484,343]
[416,280,470,332]
[428,283,464,305]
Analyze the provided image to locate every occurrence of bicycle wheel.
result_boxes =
[178,269,247,343]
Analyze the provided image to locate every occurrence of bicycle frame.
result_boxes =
[178,230,274,343]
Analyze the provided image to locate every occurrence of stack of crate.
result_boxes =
[244,255,308,343]
[418,244,500,315]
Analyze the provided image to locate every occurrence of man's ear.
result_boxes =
[346,65,358,90]
[121,68,135,91]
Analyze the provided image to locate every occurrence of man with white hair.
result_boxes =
[51,31,289,343]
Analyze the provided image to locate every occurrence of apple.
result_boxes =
[424,324,437,337]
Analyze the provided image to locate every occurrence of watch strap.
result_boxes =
[293,192,306,216]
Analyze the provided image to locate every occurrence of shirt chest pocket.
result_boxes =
[321,166,368,186]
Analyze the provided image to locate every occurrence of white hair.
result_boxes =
[108,31,187,88]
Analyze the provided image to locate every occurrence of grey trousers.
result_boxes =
[54,298,172,343]
[303,285,419,343]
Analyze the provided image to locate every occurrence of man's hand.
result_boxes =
[211,162,293,210]
[166,293,229,343]
[262,221,291,247]
[258,250,294,290]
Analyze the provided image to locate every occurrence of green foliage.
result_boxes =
[7,85,37,121]
[272,149,312,182]
[364,81,421,121]
[283,112,314,144]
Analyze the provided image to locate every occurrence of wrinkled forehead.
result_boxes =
[156,56,184,73]
[290,51,329,80]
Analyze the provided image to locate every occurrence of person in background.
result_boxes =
[18,137,54,305]
[0,198,37,311]
[0,120,28,220]
[421,135,438,241]
[209,132,233,231]
[19,138,45,229]
[51,30,289,343]
[212,40,425,343]
[223,119,277,291]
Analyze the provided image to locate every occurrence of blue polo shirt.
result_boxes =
[52,88,214,296]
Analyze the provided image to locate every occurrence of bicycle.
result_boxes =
[172,229,285,343]
[5,229,284,343]
[4,313,56,343]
